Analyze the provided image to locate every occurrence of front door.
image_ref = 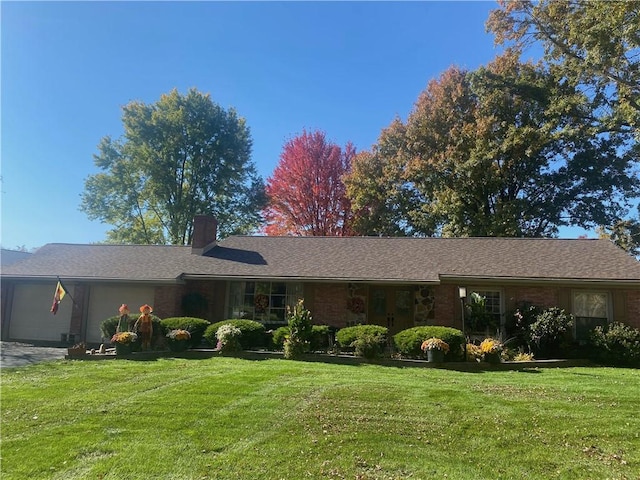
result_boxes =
[369,286,414,335]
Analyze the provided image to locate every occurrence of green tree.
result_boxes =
[81,88,265,244]
[487,0,640,136]
[347,54,638,237]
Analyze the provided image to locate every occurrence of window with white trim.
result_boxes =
[467,289,503,331]
[227,281,303,324]
[573,292,609,341]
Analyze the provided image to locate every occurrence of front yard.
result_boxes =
[1,357,638,479]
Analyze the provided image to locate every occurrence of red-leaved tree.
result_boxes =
[263,130,356,236]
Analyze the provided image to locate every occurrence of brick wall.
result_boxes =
[433,285,457,327]
[505,286,559,313]
[310,283,349,328]
[153,285,185,319]
[626,290,640,329]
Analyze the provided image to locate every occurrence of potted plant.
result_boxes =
[111,331,138,356]
[166,329,191,352]
[480,337,502,364]
[421,337,450,363]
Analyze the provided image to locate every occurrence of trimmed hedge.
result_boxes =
[393,326,465,360]
[336,325,388,350]
[205,320,267,349]
[160,317,211,348]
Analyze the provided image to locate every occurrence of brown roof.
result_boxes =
[2,237,639,285]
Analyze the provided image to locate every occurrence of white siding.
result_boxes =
[86,284,155,343]
[9,283,71,342]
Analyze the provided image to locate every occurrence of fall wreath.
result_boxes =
[347,296,365,314]
[255,294,269,313]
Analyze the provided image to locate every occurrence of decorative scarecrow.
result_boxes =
[116,304,130,333]
[134,304,154,350]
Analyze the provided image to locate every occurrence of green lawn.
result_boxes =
[1,357,638,479]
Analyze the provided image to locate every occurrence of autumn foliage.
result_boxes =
[263,130,356,236]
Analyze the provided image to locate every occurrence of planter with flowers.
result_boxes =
[166,329,191,352]
[111,331,138,356]
[421,337,450,363]
[480,338,503,364]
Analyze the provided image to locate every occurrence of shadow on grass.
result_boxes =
[69,348,595,373]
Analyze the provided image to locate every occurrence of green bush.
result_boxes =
[271,324,332,352]
[272,326,290,350]
[336,325,388,351]
[160,317,211,347]
[310,325,332,352]
[529,307,573,358]
[393,326,465,360]
[590,322,640,367]
[205,320,266,349]
[352,333,385,360]
[284,299,313,360]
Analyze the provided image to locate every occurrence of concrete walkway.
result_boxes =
[0,342,68,368]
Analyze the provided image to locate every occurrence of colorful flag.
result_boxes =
[50,280,67,315]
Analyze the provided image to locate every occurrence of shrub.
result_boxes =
[528,307,573,358]
[205,319,266,349]
[590,322,640,367]
[352,333,385,360]
[284,299,313,360]
[216,324,243,353]
[160,317,210,347]
[272,326,290,350]
[506,302,542,347]
[393,326,465,360]
[336,325,388,350]
[310,325,332,352]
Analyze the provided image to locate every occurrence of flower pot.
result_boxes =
[484,352,501,364]
[168,339,190,353]
[427,349,445,363]
[115,343,132,356]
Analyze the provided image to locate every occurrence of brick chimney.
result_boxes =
[191,215,218,254]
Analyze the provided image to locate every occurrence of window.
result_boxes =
[467,289,503,331]
[573,292,609,341]
[227,281,303,324]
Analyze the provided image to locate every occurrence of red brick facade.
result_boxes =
[626,289,640,329]
[308,283,349,328]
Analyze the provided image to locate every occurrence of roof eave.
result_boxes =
[439,274,640,287]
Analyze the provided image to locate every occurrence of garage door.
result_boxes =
[86,284,155,343]
[9,283,72,342]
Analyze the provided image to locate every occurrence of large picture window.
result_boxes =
[573,292,609,341]
[227,281,303,324]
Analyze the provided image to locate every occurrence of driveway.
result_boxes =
[1,342,67,368]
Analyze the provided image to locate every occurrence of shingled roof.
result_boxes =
[2,236,639,285]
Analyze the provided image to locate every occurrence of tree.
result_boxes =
[347,54,638,237]
[263,130,355,236]
[344,119,430,236]
[487,0,640,243]
[597,213,640,258]
[487,0,640,137]
[81,89,265,244]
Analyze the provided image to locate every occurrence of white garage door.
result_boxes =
[9,283,72,342]
[86,284,155,343]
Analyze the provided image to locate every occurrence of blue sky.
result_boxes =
[1,1,588,250]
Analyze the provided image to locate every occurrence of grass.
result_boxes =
[1,357,639,479]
